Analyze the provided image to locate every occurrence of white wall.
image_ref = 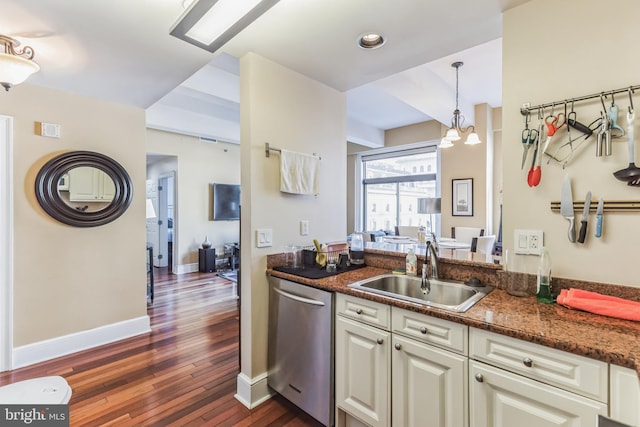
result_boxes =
[239,53,346,398]
[503,0,640,287]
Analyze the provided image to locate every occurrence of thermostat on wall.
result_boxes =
[34,121,61,138]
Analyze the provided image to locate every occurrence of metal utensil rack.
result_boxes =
[520,85,640,115]
[550,200,640,213]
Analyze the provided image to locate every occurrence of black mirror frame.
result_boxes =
[35,151,133,227]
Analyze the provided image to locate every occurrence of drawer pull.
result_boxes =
[522,358,533,368]
[475,373,484,383]
[376,338,384,345]
[394,343,402,350]
[355,308,363,315]
[419,327,428,334]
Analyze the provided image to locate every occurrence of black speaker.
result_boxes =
[199,248,216,272]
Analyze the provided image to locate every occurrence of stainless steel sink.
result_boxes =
[348,274,493,312]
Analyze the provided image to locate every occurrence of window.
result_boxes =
[358,145,439,234]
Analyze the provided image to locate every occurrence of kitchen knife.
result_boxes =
[595,197,604,238]
[560,175,576,243]
[577,191,591,244]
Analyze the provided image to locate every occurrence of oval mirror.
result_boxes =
[35,151,133,227]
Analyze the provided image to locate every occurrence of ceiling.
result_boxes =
[1,0,529,147]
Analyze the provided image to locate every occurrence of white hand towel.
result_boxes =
[279,149,320,195]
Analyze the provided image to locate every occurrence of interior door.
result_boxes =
[145,180,159,266]
[157,177,169,268]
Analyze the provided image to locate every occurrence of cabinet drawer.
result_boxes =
[337,293,390,330]
[391,306,468,355]
[470,328,608,403]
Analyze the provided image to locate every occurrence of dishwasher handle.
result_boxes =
[273,287,326,306]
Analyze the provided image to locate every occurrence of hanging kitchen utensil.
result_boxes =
[577,191,591,244]
[521,127,539,169]
[560,175,576,243]
[545,104,597,168]
[595,197,604,238]
[613,89,640,185]
[527,108,544,187]
[527,122,545,187]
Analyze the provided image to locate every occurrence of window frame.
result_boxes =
[355,141,441,234]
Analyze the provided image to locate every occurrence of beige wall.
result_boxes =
[503,0,640,287]
[347,107,501,238]
[239,53,346,379]
[0,84,147,346]
[146,130,240,269]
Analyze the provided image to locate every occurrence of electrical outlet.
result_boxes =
[514,229,543,255]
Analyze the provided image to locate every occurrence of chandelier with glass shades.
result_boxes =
[440,61,481,148]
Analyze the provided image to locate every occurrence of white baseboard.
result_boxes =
[235,372,274,409]
[175,262,198,275]
[12,315,151,369]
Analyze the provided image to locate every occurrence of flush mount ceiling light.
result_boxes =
[439,61,481,148]
[0,35,40,91]
[358,33,385,49]
[170,0,280,53]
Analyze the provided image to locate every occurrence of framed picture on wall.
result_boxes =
[452,178,473,216]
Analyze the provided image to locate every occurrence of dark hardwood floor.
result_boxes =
[0,268,323,426]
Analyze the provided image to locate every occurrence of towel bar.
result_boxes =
[265,142,321,160]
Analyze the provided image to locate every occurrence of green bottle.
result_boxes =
[536,247,554,303]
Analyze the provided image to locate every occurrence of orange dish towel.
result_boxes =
[557,288,640,322]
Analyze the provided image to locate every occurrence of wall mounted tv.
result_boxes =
[212,183,240,221]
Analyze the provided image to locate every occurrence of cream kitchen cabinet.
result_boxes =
[609,365,640,426]
[335,294,468,427]
[68,166,115,202]
[336,295,391,427]
[469,328,608,427]
[391,306,468,427]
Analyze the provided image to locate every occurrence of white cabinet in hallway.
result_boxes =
[68,166,115,202]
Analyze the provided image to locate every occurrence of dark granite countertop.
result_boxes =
[267,262,640,379]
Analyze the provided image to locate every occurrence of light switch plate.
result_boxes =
[256,228,273,248]
[300,220,309,236]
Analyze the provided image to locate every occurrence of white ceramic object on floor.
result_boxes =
[0,376,71,404]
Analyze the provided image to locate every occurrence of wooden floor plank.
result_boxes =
[0,268,323,426]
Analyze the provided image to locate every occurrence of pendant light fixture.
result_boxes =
[439,61,481,148]
[0,35,40,91]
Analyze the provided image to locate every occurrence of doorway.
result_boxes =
[0,115,13,371]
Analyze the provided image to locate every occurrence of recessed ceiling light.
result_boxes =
[358,33,385,49]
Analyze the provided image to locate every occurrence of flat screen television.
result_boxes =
[212,183,240,221]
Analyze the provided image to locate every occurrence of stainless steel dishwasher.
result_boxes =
[268,277,334,427]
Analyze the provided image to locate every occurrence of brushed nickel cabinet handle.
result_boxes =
[523,358,533,367]
[475,373,484,383]
[394,343,402,350]
[376,338,384,345]
[420,327,428,334]
[355,308,363,315]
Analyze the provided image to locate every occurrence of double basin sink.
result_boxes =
[348,273,493,313]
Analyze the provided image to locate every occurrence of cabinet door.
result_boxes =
[68,166,98,201]
[469,361,606,427]
[392,334,468,427]
[610,365,640,426]
[336,316,390,427]
[99,170,116,201]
